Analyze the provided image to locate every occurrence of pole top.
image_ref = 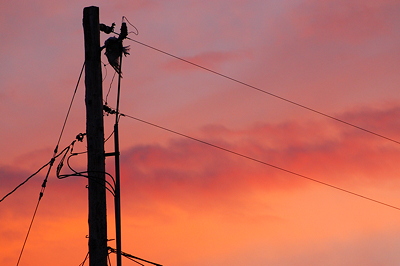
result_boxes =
[84,6,99,9]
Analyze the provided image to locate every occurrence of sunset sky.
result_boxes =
[1,1,400,265]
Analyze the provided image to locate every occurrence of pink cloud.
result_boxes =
[114,104,400,219]
[3,104,399,214]
[164,50,250,71]
[2,103,400,265]
[288,0,398,43]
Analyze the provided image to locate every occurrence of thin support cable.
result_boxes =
[126,39,400,146]
[0,163,49,203]
[105,70,117,105]
[1,145,71,203]
[79,252,89,266]
[16,193,43,266]
[122,113,400,212]
[107,252,112,266]
[108,247,162,266]
[3,62,85,264]
[56,61,85,148]
[15,155,55,265]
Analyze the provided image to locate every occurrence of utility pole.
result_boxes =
[114,54,123,266]
[83,6,108,266]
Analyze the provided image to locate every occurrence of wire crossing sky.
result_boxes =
[123,38,400,146]
[121,112,400,211]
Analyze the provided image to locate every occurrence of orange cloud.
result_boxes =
[112,104,400,222]
[2,104,400,265]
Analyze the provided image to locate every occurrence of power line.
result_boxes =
[55,135,116,196]
[14,142,72,266]
[0,162,49,203]
[0,145,70,203]
[78,252,89,266]
[126,38,400,146]
[121,112,400,212]
[56,61,85,149]
[11,134,92,265]
[108,246,162,266]
[16,192,42,266]
[105,70,118,104]
[4,73,86,262]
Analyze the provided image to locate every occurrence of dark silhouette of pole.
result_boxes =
[103,21,128,266]
[114,54,123,266]
[83,6,108,266]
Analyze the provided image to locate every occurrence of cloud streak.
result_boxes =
[2,101,400,266]
[115,104,400,217]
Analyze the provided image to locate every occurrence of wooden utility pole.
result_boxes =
[83,6,108,266]
[114,54,123,266]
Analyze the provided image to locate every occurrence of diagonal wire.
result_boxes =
[126,38,400,146]
[79,252,89,266]
[0,163,49,203]
[14,145,71,265]
[122,113,400,212]
[0,145,70,203]
[16,195,42,266]
[9,58,84,262]
[56,62,85,148]
[14,62,85,262]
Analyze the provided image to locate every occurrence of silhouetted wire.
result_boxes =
[105,70,117,104]
[122,113,400,212]
[53,134,116,195]
[56,150,116,196]
[125,39,400,146]
[122,16,139,35]
[29,60,86,210]
[15,194,42,266]
[78,252,89,266]
[14,143,72,266]
[0,145,70,203]
[56,61,85,148]
[0,163,48,203]
[62,171,116,196]
[15,144,72,265]
[107,251,112,266]
[105,129,115,143]
[108,247,162,266]
[7,62,85,265]
[102,61,108,82]
[126,257,145,266]
[5,138,81,264]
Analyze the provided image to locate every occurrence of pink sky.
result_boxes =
[1,1,400,265]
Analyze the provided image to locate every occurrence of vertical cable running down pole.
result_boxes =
[114,53,123,266]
